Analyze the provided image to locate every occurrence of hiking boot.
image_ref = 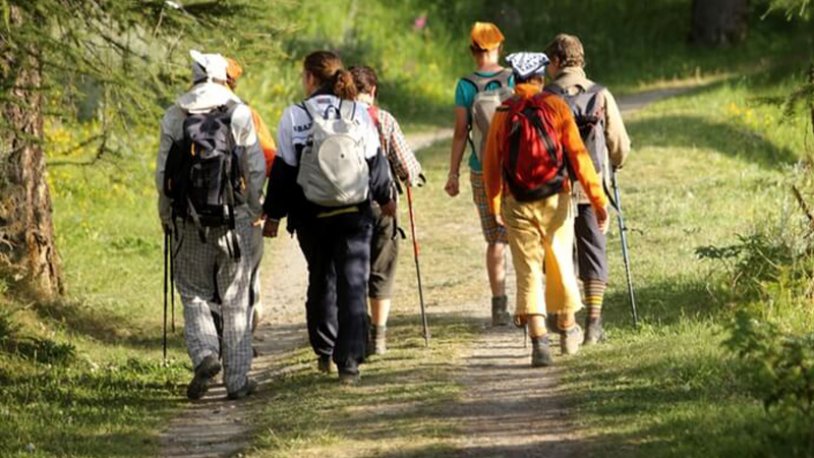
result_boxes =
[367,325,387,356]
[317,354,336,374]
[491,295,511,326]
[583,316,606,346]
[227,378,258,400]
[560,325,584,356]
[531,335,553,367]
[338,365,360,385]
[186,354,221,400]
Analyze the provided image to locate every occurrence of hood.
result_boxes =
[176,82,241,113]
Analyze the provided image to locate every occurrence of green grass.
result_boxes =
[557,67,814,457]
[1,0,812,455]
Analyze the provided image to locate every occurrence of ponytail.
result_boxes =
[332,69,358,100]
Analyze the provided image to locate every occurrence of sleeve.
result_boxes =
[483,108,507,216]
[381,110,422,185]
[262,108,299,220]
[603,89,631,168]
[251,107,277,176]
[454,78,476,109]
[156,108,179,226]
[556,99,608,210]
[232,104,265,219]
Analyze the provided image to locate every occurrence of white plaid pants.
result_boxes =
[173,219,253,393]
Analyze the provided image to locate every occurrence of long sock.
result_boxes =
[557,313,576,331]
[584,279,607,319]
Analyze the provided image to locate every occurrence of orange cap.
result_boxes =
[226,57,243,81]
[470,22,504,51]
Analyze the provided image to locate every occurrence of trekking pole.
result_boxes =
[406,185,430,346]
[163,231,169,362]
[610,170,639,327]
[169,233,176,333]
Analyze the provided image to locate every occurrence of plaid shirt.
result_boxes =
[370,107,422,185]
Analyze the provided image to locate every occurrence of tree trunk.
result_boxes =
[690,0,750,46]
[0,6,64,297]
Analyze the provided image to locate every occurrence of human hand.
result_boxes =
[495,213,504,227]
[262,218,280,238]
[444,174,460,197]
[380,199,397,217]
[595,205,609,234]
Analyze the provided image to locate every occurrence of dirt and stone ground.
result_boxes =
[159,87,692,457]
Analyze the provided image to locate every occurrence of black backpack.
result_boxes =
[163,101,248,247]
[545,83,607,175]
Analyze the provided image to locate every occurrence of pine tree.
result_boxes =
[0,0,258,297]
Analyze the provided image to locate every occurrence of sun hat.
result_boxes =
[190,49,228,82]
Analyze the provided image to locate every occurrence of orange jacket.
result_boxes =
[482,83,608,216]
[250,107,277,176]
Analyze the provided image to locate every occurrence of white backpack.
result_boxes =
[465,69,514,162]
[297,100,370,207]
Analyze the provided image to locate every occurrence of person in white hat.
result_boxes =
[155,50,266,400]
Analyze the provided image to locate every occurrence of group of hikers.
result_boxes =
[155,21,629,400]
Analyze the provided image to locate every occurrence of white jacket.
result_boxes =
[155,82,265,225]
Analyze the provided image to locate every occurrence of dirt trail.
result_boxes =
[158,86,691,457]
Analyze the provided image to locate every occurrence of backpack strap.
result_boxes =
[298,101,314,121]
[463,68,513,93]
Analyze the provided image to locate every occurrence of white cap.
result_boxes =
[189,49,228,82]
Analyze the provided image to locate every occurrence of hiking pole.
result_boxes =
[169,232,176,333]
[163,231,169,362]
[610,170,639,327]
[406,185,430,346]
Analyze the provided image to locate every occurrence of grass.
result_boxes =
[556,66,814,456]
[1,0,811,455]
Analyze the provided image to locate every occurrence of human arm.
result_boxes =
[482,107,508,218]
[261,108,298,237]
[446,107,469,196]
[603,89,631,169]
[381,110,422,186]
[155,107,183,232]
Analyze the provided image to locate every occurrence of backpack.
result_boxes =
[500,93,569,202]
[163,101,248,233]
[545,83,606,176]
[297,100,370,207]
[464,69,514,162]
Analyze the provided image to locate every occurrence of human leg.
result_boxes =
[297,225,339,360]
[368,209,398,354]
[334,215,374,382]
[575,204,608,344]
[471,170,509,324]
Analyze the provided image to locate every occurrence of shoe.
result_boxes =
[338,366,360,385]
[491,295,511,326]
[227,378,258,400]
[317,354,336,374]
[367,325,387,356]
[560,325,583,356]
[583,316,606,346]
[186,355,222,400]
[531,335,553,367]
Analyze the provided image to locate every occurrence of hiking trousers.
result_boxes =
[501,192,583,318]
[296,212,373,371]
[575,204,608,283]
[173,220,253,393]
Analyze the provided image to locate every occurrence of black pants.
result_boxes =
[296,212,373,371]
[575,204,608,283]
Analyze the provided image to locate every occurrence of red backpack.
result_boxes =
[500,93,569,202]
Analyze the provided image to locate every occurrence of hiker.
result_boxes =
[156,50,265,399]
[225,56,277,335]
[544,34,631,344]
[262,51,396,384]
[350,65,423,355]
[445,22,515,326]
[482,52,609,366]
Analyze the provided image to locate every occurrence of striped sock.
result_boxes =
[584,279,607,319]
